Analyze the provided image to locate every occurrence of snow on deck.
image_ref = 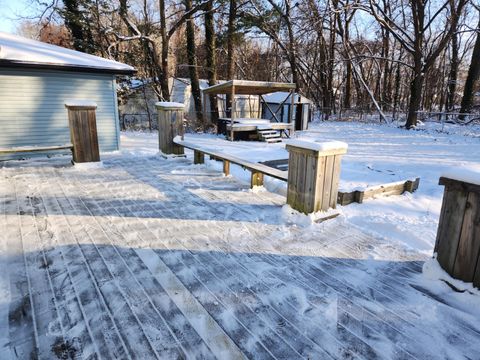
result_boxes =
[1,149,479,359]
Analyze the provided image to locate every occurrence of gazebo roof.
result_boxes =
[202,80,296,95]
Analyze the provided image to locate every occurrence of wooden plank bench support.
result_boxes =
[223,160,230,176]
[251,171,264,187]
[194,150,205,164]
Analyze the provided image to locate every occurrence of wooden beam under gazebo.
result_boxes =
[202,80,297,141]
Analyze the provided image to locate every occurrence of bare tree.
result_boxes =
[460,6,480,118]
[368,0,468,128]
[184,0,203,126]
[204,0,219,124]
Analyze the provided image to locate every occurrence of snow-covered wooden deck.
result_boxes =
[1,155,479,359]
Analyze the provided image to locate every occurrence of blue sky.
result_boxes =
[0,0,33,33]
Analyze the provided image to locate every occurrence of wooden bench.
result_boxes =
[0,144,73,156]
[174,138,288,188]
[174,137,420,205]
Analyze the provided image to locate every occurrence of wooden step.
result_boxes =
[262,133,281,139]
[256,127,282,143]
[265,137,283,143]
[257,130,277,135]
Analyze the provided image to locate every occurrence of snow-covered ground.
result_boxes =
[1,120,479,359]
[122,120,480,256]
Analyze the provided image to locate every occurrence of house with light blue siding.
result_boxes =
[0,31,135,159]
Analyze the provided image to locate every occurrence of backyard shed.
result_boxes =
[202,80,297,141]
[262,92,313,130]
[0,31,135,159]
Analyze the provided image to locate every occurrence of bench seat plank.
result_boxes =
[0,144,73,154]
[174,138,288,182]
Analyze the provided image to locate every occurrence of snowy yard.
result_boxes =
[1,121,479,359]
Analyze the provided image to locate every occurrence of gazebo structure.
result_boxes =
[202,80,297,142]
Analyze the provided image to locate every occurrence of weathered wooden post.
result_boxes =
[155,102,185,155]
[65,100,100,164]
[286,140,348,214]
[435,175,480,288]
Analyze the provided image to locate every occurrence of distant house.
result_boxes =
[170,78,261,122]
[120,78,313,129]
[0,31,135,158]
[120,78,262,126]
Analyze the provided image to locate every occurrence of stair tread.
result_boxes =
[262,134,281,139]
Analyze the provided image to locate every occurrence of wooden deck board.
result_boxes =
[1,155,478,359]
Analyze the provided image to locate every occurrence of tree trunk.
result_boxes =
[459,15,480,118]
[184,0,203,127]
[447,32,459,111]
[405,58,424,128]
[343,22,352,109]
[326,8,338,111]
[159,0,170,101]
[392,59,402,119]
[204,0,219,125]
[381,30,391,109]
[226,0,236,117]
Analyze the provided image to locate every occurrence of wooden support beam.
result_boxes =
[289,89,295,136]
[250,171,264,188]
[223,160,230,176]
[230,85,236,141]
[194,150,205,164]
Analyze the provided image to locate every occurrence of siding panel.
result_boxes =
[0,68,120,160]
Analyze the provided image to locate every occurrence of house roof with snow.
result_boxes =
[262,91,312,104]
[203,80,296,95]
[0,31,135,75]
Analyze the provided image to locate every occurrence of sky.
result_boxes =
[0,0,33,33]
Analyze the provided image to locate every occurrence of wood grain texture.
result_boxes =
[452,191,480,281]
[223,160,230,176]
[194,151,205,164]
[337,178,421,206]
[436,188,468,274]
[158,110,184,155]
[67,107,100,163]
[321,156,335,212]
[250,172,264,188]
[287,146,343,214]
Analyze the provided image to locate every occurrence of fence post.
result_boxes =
[286,140,348,214]
[65,100,100,164]
[435,175,480,288]
[155,102,185,155]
